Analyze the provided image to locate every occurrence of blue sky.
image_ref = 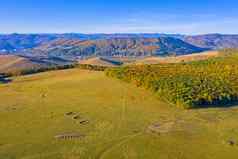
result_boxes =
[0,0,237,34]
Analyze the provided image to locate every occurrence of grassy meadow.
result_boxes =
[1,68,238,159]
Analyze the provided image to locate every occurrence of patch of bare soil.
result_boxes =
[147,119,201,135]
[65,111,89,125]
[54,132,85,140]
[147,121,176,134]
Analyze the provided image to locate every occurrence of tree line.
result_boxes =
[2,63,108,78]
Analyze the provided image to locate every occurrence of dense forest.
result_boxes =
[106,49,238,108]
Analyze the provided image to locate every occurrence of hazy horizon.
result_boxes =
[1,0,238,34]
[1,32,238,36]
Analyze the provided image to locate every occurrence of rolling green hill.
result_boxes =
[1,68,238,159]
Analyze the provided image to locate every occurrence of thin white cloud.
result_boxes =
[0,12,237,34]
[79,17,238,35]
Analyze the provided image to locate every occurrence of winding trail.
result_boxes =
[96,132,143,159]
[96,85,143,159]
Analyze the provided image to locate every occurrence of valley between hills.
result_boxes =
[1,34,238,159]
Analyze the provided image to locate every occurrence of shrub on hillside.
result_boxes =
[77,64,108,71]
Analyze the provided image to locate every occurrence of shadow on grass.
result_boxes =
[0,77,12,84]
[193,100,238,109]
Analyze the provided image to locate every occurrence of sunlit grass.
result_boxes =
[1,69,238,159]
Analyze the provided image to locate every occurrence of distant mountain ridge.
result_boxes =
[0,34,58,52]
[181,34,238,49]
[0,33,238,58]
[0,33,182,52]
[31,37,205,58]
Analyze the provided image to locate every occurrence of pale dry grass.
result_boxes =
[1,68,238,159]
[79,57,119,67]
[0,55,40,73]
[134,51,220,65]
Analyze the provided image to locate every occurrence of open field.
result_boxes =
[1,68,238,159]
[134,51,220,65]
